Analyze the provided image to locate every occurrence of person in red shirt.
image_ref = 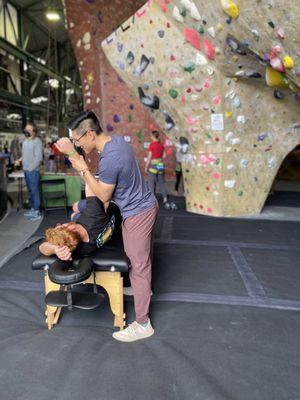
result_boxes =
[145,131,169,207]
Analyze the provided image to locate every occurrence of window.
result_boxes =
[0,2,19,46]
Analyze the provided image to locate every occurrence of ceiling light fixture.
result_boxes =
[46,11,60,21]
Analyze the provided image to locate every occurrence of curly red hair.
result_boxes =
[45,226,81,252]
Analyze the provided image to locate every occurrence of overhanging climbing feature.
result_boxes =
[102,0,300,216]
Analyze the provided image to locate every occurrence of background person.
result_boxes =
[145,130,169,209]
[15,122,43,220]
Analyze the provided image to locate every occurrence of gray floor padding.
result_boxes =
[0,291,299,400]
[152,244,247,296]
[172,216,300,246]
[0,208,299,400]
[242,248,300,300]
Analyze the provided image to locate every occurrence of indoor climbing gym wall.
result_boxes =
[65,0,175,179]
[102,0,300,217]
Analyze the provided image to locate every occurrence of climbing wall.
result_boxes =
[65,0,175,178]
[102,0,300,216]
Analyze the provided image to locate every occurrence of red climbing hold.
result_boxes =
[184,28,201,50]
[203,38,215,60]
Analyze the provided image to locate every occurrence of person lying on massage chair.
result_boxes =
[39,187,121,261]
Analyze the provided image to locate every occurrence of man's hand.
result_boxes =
[69,155,88,173]
[54,245,72,261]
[55,137,75,155]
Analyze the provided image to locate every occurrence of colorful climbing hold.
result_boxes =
[283,55,294,69]
[183,61,196,73]
[168,89,179,99]
[184,28,201,50]
[220,0,239,19]
[203,38,215,60]
[265,66,287,87]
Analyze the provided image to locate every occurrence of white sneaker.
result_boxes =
[24,208,34,217]
[123,286,153,296]
[29,211,42,221]
[112,320,154,342]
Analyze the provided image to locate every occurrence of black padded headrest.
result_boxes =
[32,248,130,273]
[90,248,129,273]
[32,255,56,270]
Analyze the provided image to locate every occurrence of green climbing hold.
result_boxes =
[215,158,221,165]
[179,5,186,17]
[197,25,205,34]
[137,129,143,144]
[128,114,132,122]
[206,132,212,139]
[168,89,179,99]
[237,190,243,197]
[183,62,196,73]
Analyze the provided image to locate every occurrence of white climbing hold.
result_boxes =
[190,2,201,20]
[76,39,81,48]
[83,32,91,44]
[240,159,249,168]
[195,52,208,66]
[86,98,91,104]
[237,115,246,123]
[96,97,101,103]
[207,27,216,38]
[232,96,241,108]
[84,44,91,50]
[69,22,75,28]
[172,6,184,23]
[224,180,236,188]
[225,131,234,141]
[180,0,192,11]
[226,164,235,170]
[225,90,236,99]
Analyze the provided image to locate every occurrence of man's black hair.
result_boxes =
[67,110,103,135]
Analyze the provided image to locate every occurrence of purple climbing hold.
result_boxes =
[129,104,134,110]
[85,0,95,3]
[117,42,123,52]
[117,61,125,70]
[113,115,121,123]
[258,132,268,142]
[106,124,114,132]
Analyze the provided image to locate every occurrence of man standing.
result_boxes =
[56,110,158,342]
[16,122,43,220]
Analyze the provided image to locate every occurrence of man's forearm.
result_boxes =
[83,170,111,203]
[39,242,56,256]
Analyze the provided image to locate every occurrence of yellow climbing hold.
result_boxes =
[220,0,239,19]
[216,23,223,32]
[265,66,287,88]
[225,111,232,118]
[283,55,294,69]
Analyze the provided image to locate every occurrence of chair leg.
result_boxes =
[44,273,62,330]
[95,272,125,330]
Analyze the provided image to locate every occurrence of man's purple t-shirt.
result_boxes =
[99,135,156,219]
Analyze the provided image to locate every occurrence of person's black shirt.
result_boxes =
[76,196,110,244]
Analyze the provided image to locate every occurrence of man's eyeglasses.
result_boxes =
[71,130,88,146]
